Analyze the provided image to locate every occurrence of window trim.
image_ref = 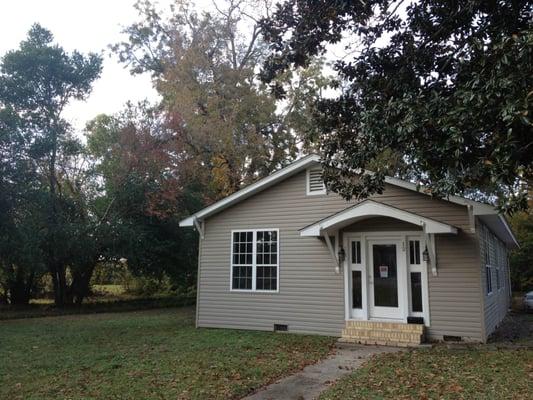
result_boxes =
[306,168,327,196]
[230,228,280,293]
[407,237,426,317]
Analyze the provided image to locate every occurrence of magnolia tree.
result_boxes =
[261,0,532,212]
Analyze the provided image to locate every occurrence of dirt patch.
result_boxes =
[488,311,533,343]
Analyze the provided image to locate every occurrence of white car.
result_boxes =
[524,291,533,312]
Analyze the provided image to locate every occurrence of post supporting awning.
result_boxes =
[422,223,437,276]
[322,232,340,274]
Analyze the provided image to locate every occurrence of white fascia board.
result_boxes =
[179,155,321,226]
[300,200,457,236]
[500,215,519,248]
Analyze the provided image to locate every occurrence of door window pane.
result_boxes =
[352,271,362,309]
[409,240,420,265]
[351,241,361,264]
[410,272,423,312]
[373,244,398,307]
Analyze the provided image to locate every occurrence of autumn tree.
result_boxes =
[113,0,328,199]
[86,103,201,289]
[261,0,532,212]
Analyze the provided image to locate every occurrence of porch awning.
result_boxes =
[299,200,458,236]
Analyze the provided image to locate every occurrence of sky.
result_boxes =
[0,0,357,133]
[0,0,175,131]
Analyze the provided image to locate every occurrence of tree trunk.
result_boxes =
[70,263,96,306]
[51,263,69,307]
[7,265,34,305]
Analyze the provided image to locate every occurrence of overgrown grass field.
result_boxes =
[0,307,335,399]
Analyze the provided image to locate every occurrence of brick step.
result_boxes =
[345,320,424,333]
[341,329,423,343]
[341,320,425,347]
[339,337,421,348]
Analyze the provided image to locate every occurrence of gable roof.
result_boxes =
[179,154,518,247]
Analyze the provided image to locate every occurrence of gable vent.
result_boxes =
[307,168,326,195]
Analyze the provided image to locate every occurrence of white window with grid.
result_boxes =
[484,226,494,295]
[230,229,279,292]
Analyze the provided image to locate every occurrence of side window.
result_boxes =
[231,230,279,292]
[231,232,253,290]
[256,231,278,291]
[486,264,493,294]
[484,227,493,295]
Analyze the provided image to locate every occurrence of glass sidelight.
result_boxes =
[372,244,398,308]
[352,271,362,309]
[408,238,424,315]
[410,272,423,312]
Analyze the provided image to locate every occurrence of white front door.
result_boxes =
[368,239,405,320]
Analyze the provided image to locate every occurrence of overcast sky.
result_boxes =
[0,0,176,131]
[0,0,352,133]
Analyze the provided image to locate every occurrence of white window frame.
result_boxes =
[484,226,494,296]
[495,242,501,291]
[346,235,366,320]
[230,228,280,293]
[407,237,425,318]
[306,168,327,196]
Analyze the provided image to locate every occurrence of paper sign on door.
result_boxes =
[379,265,389,278]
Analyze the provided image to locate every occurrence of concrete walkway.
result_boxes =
[243,344,401,400]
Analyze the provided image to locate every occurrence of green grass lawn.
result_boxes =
[320,346,533,400]
[0,307,335,400]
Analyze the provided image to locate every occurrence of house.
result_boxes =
[179,155,518,345]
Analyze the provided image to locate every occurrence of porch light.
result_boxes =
[422,247,430,262]
[338,246,346,263]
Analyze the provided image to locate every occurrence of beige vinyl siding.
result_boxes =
[342,217,422,232]
[478,221,511,340]
[197,169,484,340]
[429,233,483,341]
